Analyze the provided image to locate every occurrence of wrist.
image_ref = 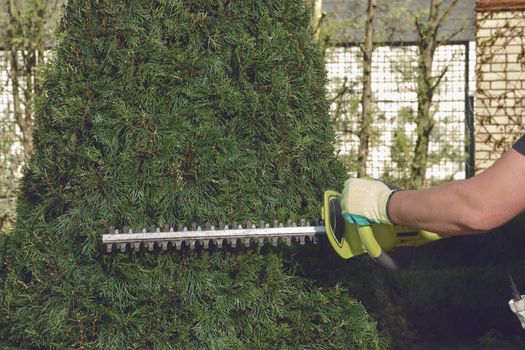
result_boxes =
[386,190,404,225]
[385,190,400,225]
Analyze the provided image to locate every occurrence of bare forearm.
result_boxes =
[388,148,525,235]
[388,181,486,235]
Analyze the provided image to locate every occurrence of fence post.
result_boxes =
[465,95,475,178]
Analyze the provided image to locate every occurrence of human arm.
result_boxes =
[341,138,525,236]
[388,147,525,235]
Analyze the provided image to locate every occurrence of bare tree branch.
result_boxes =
[357,0,376,177]
[430,65,450,92]
[436,0,460,30]
[438,25,465,46]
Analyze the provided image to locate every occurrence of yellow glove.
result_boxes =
[341,178,399,225]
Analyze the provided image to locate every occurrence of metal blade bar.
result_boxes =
[103,221,325,253]
[103,225,325,243]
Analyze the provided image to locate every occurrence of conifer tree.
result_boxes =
[0,1,387,348]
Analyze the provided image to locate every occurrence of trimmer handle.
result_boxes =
[356,225,399,270]
[341,212,399,270]
[323,190,445,270]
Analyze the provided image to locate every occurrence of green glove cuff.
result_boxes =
[342,212,377,226]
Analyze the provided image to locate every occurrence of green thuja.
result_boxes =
[0,1,387,348]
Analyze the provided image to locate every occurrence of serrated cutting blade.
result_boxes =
[102,220,325,253]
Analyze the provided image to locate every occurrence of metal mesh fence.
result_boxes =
[0,51,18,228]
[326,42,476,182]
[0,50,29,173]
[0,51,11,133]
[0,50,19,172]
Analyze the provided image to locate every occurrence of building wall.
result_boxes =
[475,0,525,172]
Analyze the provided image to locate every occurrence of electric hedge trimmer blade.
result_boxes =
[103,219,325,253]
[103,191,445,261]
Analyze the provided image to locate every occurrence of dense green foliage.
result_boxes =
[0,0,387,348]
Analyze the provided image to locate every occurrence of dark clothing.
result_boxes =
[513,134,525,156]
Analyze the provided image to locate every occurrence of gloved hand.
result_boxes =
[341,178,400,226]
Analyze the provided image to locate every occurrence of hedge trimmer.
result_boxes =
[103,190,444,270]
[102,190,525,328]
